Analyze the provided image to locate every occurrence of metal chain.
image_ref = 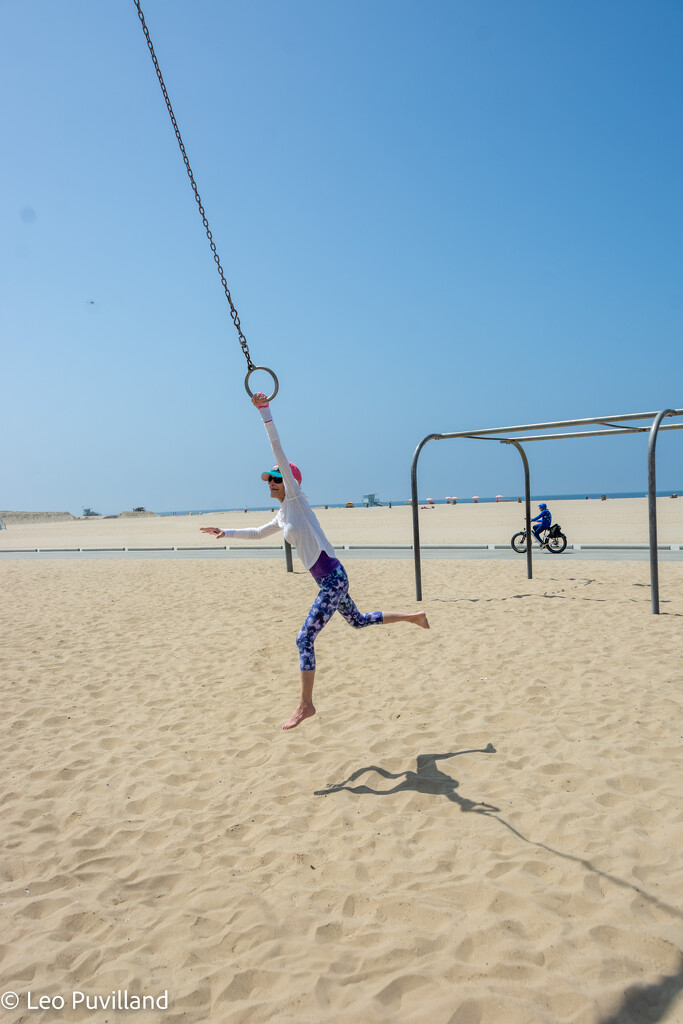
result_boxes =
[133,0,254,371]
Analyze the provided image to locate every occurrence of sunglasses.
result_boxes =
[267,475,283,484]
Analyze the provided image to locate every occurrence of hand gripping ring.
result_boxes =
[244,366,279,403]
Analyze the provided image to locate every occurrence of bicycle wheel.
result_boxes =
[546,533,567,553]
[511,532,527,553]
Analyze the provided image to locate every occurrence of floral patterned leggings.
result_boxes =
[296,564,383,671]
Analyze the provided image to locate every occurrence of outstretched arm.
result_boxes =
[251,392,301,498]
[200,518,281,541]
[199,392,296,541]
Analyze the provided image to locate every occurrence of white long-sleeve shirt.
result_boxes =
[221,406,336,571]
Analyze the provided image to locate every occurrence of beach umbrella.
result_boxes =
[472,495,479,503]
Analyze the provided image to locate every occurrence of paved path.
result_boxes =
[0,546,680,562]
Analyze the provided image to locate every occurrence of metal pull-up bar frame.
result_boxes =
[410,408,682,614]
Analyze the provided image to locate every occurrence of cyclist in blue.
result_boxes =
[531,503,552,547]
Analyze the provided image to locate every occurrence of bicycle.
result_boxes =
[511,523,567,554]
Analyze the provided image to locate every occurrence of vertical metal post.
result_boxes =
[411,434,440,601]
[648,409,674,614]
[503,440,532,579]
[284,539,293,573]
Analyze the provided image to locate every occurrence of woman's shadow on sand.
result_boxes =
[317,745,683,928]
[314,744,499,813]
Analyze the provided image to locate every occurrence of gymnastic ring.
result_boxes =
[244,366,279,403]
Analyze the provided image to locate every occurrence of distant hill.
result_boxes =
[0,511,78,524]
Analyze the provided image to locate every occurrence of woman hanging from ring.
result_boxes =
[201,393,430,730]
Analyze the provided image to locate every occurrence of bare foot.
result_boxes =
[384,611,431,628]
[282,702,316,731]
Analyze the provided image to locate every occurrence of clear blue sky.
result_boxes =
[2,0,681,514]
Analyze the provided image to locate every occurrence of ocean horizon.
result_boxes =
[160,488,681,517]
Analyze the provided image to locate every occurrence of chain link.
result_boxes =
[133,0,254,371]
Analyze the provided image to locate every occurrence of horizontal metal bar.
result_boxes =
[126,546,175,551]
[433,408,683,440]
[80,547,128,552]
[502,423,683,443]
[175,545,228,551]
[27,548,78,553]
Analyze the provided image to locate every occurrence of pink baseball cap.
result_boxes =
[261,463,302,485]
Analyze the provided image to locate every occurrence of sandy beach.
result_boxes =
[0,496,681,550]
[1,498,682,1023]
